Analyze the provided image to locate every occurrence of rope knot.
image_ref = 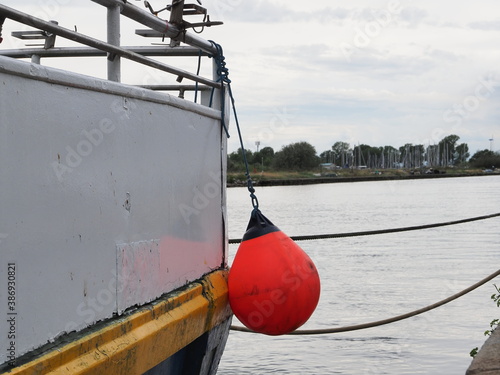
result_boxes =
[209,41,231,84]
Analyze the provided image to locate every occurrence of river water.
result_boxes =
[219,175,500,375]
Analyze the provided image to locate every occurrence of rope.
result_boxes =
[230,268,500,335]
[204,43,500,337]
[193,49,202,103]
[209,41,259,210]
[0,16,5,44]
[228,212,500,244]
[208,42,230,138]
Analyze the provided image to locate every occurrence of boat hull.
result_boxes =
[1,270,231,375]
[0,53,230,372]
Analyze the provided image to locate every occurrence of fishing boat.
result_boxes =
[0,1,232,374]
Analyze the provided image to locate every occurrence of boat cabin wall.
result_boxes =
[0,55,227,364]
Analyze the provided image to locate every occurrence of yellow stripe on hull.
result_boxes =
[6,270,231,375]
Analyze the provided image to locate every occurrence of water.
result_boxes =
[219,176,500,375]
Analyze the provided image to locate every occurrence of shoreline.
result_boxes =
[227,172,499,188]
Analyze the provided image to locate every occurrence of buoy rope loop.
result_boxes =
[250,193,259,210]
[209,40,259,209]
[207,41,230,138]
[208,41,231,87]
[230,267,500,335]
[228,212,500,244]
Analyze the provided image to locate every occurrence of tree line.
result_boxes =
[228,134,500,172]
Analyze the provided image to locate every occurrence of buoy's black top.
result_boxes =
[242,209,281,241]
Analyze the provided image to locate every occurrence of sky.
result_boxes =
[1,0,499,156]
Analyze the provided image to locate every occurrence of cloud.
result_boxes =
[468,20,500,30]
[2,0,497,156]
[423,48,461,62]
[221,1,350,24]
[398,7,429,28]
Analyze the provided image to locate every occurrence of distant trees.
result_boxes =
[227,134,484,172]
[258,146,275,167]
[438,134,459,165]
[382,146,398,168]
[320,141,351,166]
[227,148,250,172]
[469,150,500,169]
[437,134,469,166]
[399,144,425,169]
[456,143,470,165]
[353,144,384,168]
[322,134,471,169]
[227,146,276,172]
[272,142,319,171]
[332,141,350,166]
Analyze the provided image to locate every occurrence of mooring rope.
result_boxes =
[230,267,500,335]
[228,212,500,244]
[209,41,260,211]
[206,41,500,336]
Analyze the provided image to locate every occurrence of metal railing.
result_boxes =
[0,1,222,97]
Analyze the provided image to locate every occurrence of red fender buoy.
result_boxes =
[228,209,321,335]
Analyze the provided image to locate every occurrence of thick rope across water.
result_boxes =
[230,268,500,335]
[228,212,500,244]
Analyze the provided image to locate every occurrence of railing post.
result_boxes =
[107,4,121,82]
[92,0,218,55]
